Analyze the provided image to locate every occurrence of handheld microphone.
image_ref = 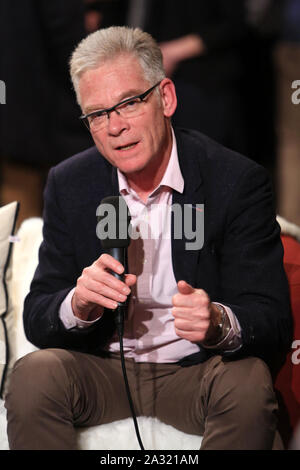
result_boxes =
[97,196,131,337]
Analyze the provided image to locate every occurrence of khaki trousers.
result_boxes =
[5,349,281,450]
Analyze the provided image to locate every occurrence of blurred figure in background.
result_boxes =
[0,0,93,225]
[243,0,300,225]
[129,0,248,155]
[274,0,300,226]
[84,0,128,32]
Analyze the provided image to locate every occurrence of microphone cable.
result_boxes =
[115,307,145,451]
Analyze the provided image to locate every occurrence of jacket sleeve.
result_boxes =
[216,164,293,367]
[23,167,114,352]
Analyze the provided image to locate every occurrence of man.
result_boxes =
[5,26,292,450]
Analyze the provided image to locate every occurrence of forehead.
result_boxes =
[79,54,150,111]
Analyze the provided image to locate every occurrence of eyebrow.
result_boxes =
[84,88,144,114]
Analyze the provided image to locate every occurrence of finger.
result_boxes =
[96,253,124,275]
[172,292,209,308]
[83,268,131,296]
[89,278,130,303]
[124,274,137,287]
[172,306,210,321]
[77,276,129,307]
[174,317,209,332]
[172,281,195,307]
[76,284,118,311]
[177,280,195,295]
[172,294,199,308]
[89,293,118,310]
[174,327,206,343]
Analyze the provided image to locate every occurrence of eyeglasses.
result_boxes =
[80,81,161,132]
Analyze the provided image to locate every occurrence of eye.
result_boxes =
[118,98,140,113]
[126,99,139,107]
[89,111,105,125]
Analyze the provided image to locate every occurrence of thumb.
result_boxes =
[125,274,137,287]
[177,280,195,295]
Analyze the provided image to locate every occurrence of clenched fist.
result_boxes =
[172,280,225,345]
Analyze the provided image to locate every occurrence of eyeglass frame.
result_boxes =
[79,80,162,130]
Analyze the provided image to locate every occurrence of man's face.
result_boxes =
[78,54,176,178]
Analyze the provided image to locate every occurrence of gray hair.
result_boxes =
[70,26,166,106]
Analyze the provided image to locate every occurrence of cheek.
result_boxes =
[92,136,115,164]
[93,134,109,154]
[145,116,163,145]
[148,118,167,150]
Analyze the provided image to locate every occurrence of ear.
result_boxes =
[159,78,177,118]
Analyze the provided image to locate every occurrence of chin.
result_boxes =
[119,163,147,175]
[116,156,150,175]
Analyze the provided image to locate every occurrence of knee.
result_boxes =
[5,349,72,413]
[8,348,71,385]
[234,357,273,391]
[220,357,276,410]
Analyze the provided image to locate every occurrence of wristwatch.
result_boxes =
[202,303,231,348]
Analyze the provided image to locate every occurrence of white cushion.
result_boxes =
[77,416,201,450]
[9,218,42,361]
[0,398,201,450]
[0,202,19,399]
[0,399,9,449]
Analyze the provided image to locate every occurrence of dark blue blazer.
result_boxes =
[23,128,292,369]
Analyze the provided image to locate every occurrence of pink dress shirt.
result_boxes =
[59,130,242,361]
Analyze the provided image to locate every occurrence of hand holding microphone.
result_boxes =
[71,254,136,321]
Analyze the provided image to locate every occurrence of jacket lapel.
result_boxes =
[171,129,205,286]
[86,156,120,264]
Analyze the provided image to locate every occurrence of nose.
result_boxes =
[107,109,128,135]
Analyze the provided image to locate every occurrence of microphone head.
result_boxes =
[96,196,131,248]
